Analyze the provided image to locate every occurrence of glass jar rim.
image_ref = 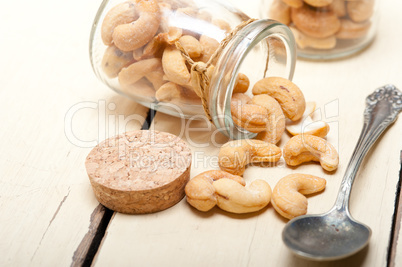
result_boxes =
[208,19,296,139]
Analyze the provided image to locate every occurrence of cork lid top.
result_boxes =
[85,130,192,191]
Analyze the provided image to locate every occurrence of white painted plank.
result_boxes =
[0,0,149,265]
[94,0,402,266]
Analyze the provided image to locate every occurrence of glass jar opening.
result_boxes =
[209,19,296,139]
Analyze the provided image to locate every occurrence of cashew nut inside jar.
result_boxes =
[90,0,296,139]
[260,0,378,59]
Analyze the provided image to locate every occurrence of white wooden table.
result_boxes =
[1,0,402,266]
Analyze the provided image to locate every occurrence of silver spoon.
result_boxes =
[282,84,402,261]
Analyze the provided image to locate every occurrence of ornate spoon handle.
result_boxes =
[335,84,402,211]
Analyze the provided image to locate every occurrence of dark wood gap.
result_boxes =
[141,108,157,130]
[80,206,113,267]
[386,151,402,267]
[71,109,157,267]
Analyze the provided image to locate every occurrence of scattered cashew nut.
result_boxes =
[286,101,330,137]
[185,170,245,212]
[272,174,326,219]
[213,178,272,214]
[252,94,286,144]
[252,77,306,121]
[233,73,250,94]
[219,139,282,176]
[231,93,269,133]
[185,170,272,214]
[283,134,339,171]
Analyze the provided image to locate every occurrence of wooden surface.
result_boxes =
[1,0,402,266]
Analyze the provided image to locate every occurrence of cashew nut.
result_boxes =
[331,0,346,17]
[118,58,162,88]
[252,77,306,121]
[159,27,183,45]
[185,170,245,212]
[197,10,212,22]
[213,179,272,213]
[145,65,166,90]
[198,35,220,64]
[176,7,198,17]
[212,19,232,33]
[178,35,203,59]
[291,4,341,39]
[268,0,291,25]
[283,134,339,171]
[185,170,271,214]
[233,73,250,94]
[133,34,166,61]
[159,0,191,10]
[336,19,371,40]
[347,0,374,23]
[290,26,336,50]
[120,78,156,99]
[303,0,333,8]
[155,82,198,103]
[271,174,326,219]
[251,94,286,144]
[162,46,191,86]
[101,1,138,46]
[281,0,303,8]
[231,93,269,133]
[286,101,330,137]
[101,45,134,78]
[112,0,161,51]
[218,139,282,176]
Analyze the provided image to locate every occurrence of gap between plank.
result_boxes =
[71,109,157,267]
[386,150,402,267]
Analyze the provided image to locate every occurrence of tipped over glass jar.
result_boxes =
[260,0,378,59]
[90,0,297,139]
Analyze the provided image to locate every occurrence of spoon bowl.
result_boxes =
[282,85,402,260]
[283,209,371,261]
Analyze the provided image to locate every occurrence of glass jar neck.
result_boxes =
[209,19,296,140]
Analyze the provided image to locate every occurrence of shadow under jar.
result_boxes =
[90,0,296,139]
[260,0,378,59]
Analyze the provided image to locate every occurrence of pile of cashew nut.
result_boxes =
[100,0,235,105]
[185,76,338,218]
[268,0,375,50]
[185,170,326,218]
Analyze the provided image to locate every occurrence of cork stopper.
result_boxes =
[85,130,192,214]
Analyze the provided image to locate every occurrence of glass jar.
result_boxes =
[260,0,378,59]
[90,0,296,139]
